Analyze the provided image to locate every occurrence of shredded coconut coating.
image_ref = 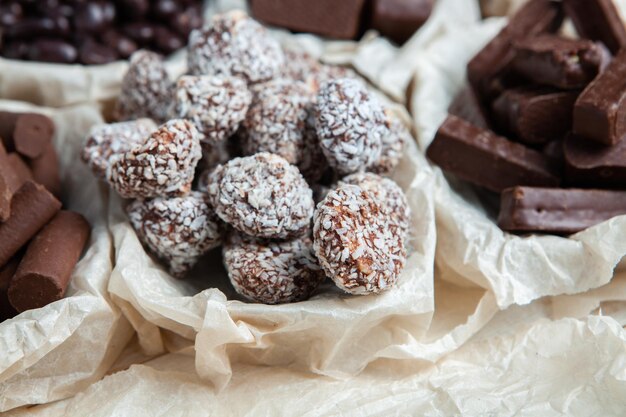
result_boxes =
[207,152,314,239]
[315,78,388,175]
[223,232,325,304]
[187,10,284,83]
[281,48,321,83]
[339,172,410,239]
[242,80,314,164]
[369,116,410,176]
[313,184,406,294]
[127,192,222,278]
[107,119,202,199]
[82,118,157,179]
[176,75,252,145]
[115,50,173,123]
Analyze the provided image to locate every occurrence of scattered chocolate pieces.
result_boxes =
[0,111,54,158]
[564,133,626,188]
[563,0,626,54]
[370,0,434,45]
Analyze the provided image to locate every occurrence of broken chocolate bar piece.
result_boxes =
[426,115,561,192]
[467,0,563,101]
[370,0,434,45]
[573,49,626,145]
[0,111,54,159]
[564,133,626,188]
[492,86,578,145]
[448,87,491,130]
[563,0,626,54]
[498,186,626,234]
[0,181,61,267]
[512,35,611,89]
[8,211,90,312]
[250,0,367,39]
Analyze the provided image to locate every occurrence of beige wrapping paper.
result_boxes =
[0,100,133,412]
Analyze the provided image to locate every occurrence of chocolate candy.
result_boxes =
[0,181,61,267]
[28,143,61,198]
[564,133,626,188]
[426,115,561,192]
[512,36,611,89]
[467,0,563,102]
[7,153,33,185]
[78,39,118,66]
[8,211,90,313]
[563,0,626,54]
[370,0,434,45]
[573,50,626,145]
[0,256,20,321]
[28,40,78,64]
[0,146,18,222]
[250,0,367,40]
[492,87,578,145]
[498,186,626,234]
[448,87,491,130]
[0,111,54,159]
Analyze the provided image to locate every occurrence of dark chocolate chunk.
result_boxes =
[447,86,491,130]
[564,133,626,188]
[512,35,611,89]
[426,115,561,192]
[563,0,626,54]
[8,211,90,312]
[101,29,138,59]
[467,0,563,102]
[75,1,116,34]
[250,0,367,40]
[498,186,626,234]
[573,49,626,145]
[28,39,78,64]
[492,86,578,145]
[79,39,119,65]
[370,0,434,45]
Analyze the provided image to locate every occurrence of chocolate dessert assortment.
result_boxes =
[0,0,204,65]
[0,112,90,322]
[427,0,626,235]
[82,10,412,303]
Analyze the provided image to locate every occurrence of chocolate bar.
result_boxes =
[250,0,367,39]
[0,181,61,267]
[467,0,563,101]
[0,111,54,159]
[426,115,561,192]
[8,211,90,312]
[564,133,626,188]
[448,87,491,130]
[370,0,434,45]
[492,87,578,145]
[512,35,611,89]
[573,49,626,145]
[0,256,19,321]
[28,143,61,198]
[563,0,626,54]
[498,186,626,234]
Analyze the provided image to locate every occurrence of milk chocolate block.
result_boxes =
[0,112,54,159]
[370,0,434,44]
[498,186,626,234]
[563,0,626,54]
[467,0,563,101]
[0,256,19,321]
[8,211,90,312]
[492,87,578,145]
[448,87,491,130]
[28,143,61,198]
[512,36,611,89]
[564,133,626,188]
[250,0,367,39]
[7,153,33,185]
[0,181,61,267]
[426,115,561,192]
[573,50,626,145]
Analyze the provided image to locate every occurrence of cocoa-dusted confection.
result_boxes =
[313,184,406,294]
[107,119,202,199]
[207,153,314,239]
[223,232,325,304]
[115,50,173,123]
[242,80,314,164]
[127,192,222,278]
[339,172,410,239]
[175,75,252,145]
[82,118,157,179]
[315,78,388,175]
[369,116,409,176]
[187,10,284,83]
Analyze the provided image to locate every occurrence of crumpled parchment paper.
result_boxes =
[0,100,133,412]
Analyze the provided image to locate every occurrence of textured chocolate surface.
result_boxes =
[370,0,434,44]
[426,115,561,192]
[563,0,626,54]
[564,133,626,188]
[498,186,626,234]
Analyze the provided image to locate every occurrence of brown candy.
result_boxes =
[28,143,61,198]
[370,0,434,45]
[563,0,626,54]
[448,87,491,130]
[0,111,54,158]
[564,133,626,188]
[0,256,20,321]
[8,211,90,313]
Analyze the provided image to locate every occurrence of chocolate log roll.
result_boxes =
[564,133,626,188]
[8,211,90,312]
[28,143,61,198]
[498,186,626,234]
[573,49,626,145]
[0,256,20,321]
[0,181,61,267]
[370,0,434,45]
[0,111,54,159]
[0,143,30,222]
[563,0,626,54]
[426,115,561,192]
[7,153,33,184]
